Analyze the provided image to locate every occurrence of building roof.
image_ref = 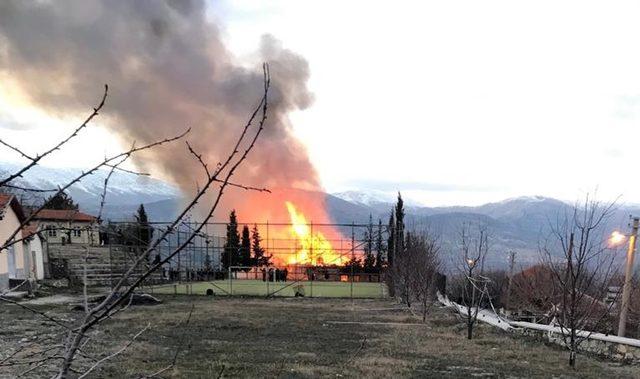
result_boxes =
[0,193,26,222]
[31,209,97,223]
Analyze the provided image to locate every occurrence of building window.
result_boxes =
[47,226,57,237]
[73,228,82,237]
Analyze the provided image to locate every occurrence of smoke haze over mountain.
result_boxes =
[0,0,319,205]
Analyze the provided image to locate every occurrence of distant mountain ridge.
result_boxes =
[2,163,637,269]
[330,192,639,267]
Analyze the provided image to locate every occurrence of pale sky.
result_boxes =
[2,1,640,206]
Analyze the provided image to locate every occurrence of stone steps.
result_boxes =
[47,244,164,287]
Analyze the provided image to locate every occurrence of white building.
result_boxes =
[0,193,27,290]
[22,224,45,280]
[31,209,98,245]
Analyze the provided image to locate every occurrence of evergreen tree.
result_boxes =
[135,204,153,247]
[394,192,405,256]
[251,224,270,266]
[222,210,241,271]
[240,225,252,269]
[386,193,405,298]
[387,211,395,266]
[374,218,386,271]
[342,256,363,273]
[363,214,376,272]
[44,191,79,210]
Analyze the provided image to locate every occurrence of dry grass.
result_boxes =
[1,295,638,378]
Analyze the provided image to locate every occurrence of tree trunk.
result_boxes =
[569,350,576,368]
[467,320,473,339]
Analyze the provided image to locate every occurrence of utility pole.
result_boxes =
[618,216,639,337]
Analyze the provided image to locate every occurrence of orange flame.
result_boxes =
[285,201,348,266]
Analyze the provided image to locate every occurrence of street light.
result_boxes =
[610,217,640,337]
[609,231,626,247]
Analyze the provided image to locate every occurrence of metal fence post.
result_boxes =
[310,221,314,298]
[350,222,354,299]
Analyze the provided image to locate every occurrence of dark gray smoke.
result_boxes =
[0,0,319,203]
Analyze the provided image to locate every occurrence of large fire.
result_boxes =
[232,188,351,267]
[284,201,348,266]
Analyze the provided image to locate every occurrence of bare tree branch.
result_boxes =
[1,128,190,252]
[143,305,194,378]
[77,323,150,379]
[0,296,70,330]
[0,85,108,188]
[0,139,35,161]
[51,64,270,378]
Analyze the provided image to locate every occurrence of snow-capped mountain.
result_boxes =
[332,190,422,209]
[0,162,181,220]
[332,190,398,205]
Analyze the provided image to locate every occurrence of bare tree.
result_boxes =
[503,251,517,310]
[458,224,489,340]
[539,196,619,367]
[0,64,272,377]
[404,231,441,322]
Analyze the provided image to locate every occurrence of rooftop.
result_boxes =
[31,209,97,223]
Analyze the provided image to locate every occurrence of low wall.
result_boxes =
[438,292,640,364]
[513,321,640,364]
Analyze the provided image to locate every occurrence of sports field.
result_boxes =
[148,279,387,298]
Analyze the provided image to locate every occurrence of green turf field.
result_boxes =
[148,279,387,298]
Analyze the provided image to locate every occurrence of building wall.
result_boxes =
[23,236,44,280]
[32,236,44,280]
[0,250,7,290]
[21,240,31,280]
[0,206,25,289]
[41,221,95,244]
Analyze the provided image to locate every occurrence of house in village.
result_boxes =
[0,193,45,290]
[22,224,45,280]
[31,209,98,245]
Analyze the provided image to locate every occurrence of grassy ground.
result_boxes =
[1,295,638,378]
[148,280,387,298]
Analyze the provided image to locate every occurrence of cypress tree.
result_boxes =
[135,204,153,247]
[386,193,405,298]
[374,218,385,271]
[387,211,395,266]
[240,225,251,270]
[251,224,270,266]
[394,192,405,257]
[222,210,241,271]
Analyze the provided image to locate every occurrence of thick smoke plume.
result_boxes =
[0,0,321,217]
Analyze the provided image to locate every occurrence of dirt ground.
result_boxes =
[1,295,639,378]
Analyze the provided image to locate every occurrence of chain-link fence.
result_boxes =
[105,220,389,299]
